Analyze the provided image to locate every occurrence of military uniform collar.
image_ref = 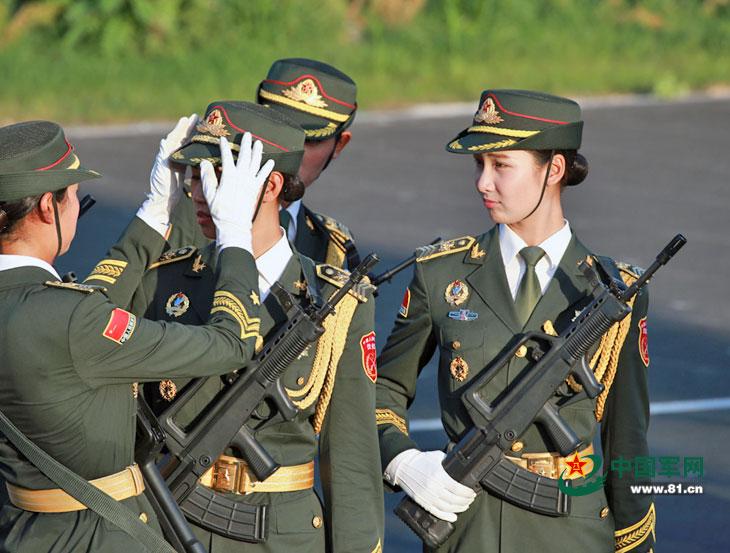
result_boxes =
[283,200,302,234]
[256,230,293,300]
[0,254,60,279]
[498,220,572,272]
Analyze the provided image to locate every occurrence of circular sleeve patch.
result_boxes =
[360,331,377,383]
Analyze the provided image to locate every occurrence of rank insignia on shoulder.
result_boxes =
[448,309,478,321]
[165,292,190,318]
[84,258,128,285]
[316,264,374,302]
[445,280,469,306]
[399,288,411,318]
[416,236,475,263]
[148,246,197,269]
[45,280,107,294]
[616,261,645,280]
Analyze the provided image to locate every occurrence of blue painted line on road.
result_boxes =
[409,397,730,432]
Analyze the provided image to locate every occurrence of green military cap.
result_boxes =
[172,101,305,176]
[256,58,357,141]
[446,89,583,155]
[0,121,101,202]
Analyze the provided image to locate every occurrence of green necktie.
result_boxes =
[514,246,546,326]
[279,209,292,233]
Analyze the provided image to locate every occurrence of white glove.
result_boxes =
[384,449,476,523]
[200,133,275,253]
[136,114,199,236]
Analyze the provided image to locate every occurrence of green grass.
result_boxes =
[1,0,728,124]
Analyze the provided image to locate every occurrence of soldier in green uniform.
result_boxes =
[376,90,655,553]
[257,58,361,270]
[92,101,384,553]
[0,118,274,552]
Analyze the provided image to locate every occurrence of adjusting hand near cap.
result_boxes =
[385,449,476,523]
[137,114,199,236]
[200,133,275,254]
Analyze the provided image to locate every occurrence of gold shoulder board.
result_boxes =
[616,261,645,281]
[44,281,106,294]
[316,264,373,303]
[416,236,476,263]
[315,213,353,240]
[148,246,197,270]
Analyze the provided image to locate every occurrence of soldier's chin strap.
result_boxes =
[518,150,554,224]
[251,175,269,223]
[51,194,63,260]
[319,136,340,173]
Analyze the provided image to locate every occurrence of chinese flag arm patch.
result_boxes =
[360,331,377,383]
[399,288,411,318]
[638,316,649,367]
[103,308,137,344]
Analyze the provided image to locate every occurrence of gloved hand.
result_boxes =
[384,449,477,523]
[136,114,198,236]
[200,133,275,253]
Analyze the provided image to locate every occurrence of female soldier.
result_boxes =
[376,90,655,553]
[0,119,272,552]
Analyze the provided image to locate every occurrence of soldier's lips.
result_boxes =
[483,199,498,209]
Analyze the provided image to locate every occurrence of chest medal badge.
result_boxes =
[445,280,469,306]
[165,292,190,318]
[450,356,469,382]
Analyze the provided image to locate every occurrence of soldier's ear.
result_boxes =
[36,191,57,225]
[332,131,352,160]
[262,170,285,203]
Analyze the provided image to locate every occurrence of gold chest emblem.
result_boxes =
[165,292,190,318]
[444,280,469,306]
[450,357,469,382]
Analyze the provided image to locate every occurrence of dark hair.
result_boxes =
[280,173,305,202]
[531,150,589,187]
[0,188,68,237]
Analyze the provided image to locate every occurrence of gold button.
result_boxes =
[312,515,322,528]
[600,506,610,519]
[139,512,148,523]
[511,441,524,453]
[452,341,461,350]
[515,345,528,358]
[297,376,305,386]
[543,320,557,336]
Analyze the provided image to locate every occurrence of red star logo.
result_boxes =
[565,453,589,477]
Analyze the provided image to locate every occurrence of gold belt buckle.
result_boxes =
[525,456,558,479]
[211,458,240,493]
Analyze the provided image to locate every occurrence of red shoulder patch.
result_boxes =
[103,308,137,344]
[399,288,411,318]
[638,317,649,367]
[360,331,377,383]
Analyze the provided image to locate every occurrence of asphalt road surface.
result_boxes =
[60,96,730,551]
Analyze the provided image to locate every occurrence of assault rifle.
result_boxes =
[395,235,686,548]
[136,254,379,549]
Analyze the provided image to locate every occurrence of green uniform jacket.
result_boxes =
[376,227,655,553]
[295,205,360,271]
[0,218,261,553]
[126,243,383,553]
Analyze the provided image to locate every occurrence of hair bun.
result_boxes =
[566,153,589,186]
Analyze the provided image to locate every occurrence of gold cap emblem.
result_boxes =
[196,108,230,137]
[474,97,504,125]
[159,379,177,401]
[282,78,328,108]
